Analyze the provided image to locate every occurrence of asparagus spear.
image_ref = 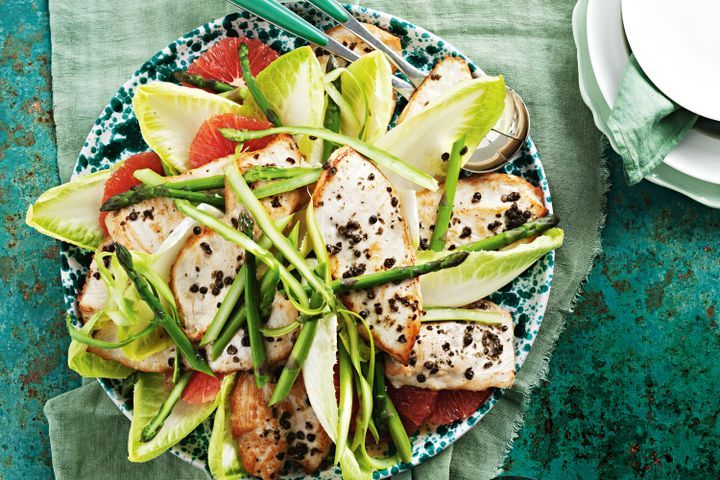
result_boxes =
[134,167,317,190]
[100,184,224,211]
[429,135,465,251]
[252,170,321,199]
[241,217,270,388]
[331,251,469,293]
[208,229,299,360]
[268,310,319,406]
[243,166,321,183]
[456,214,560,252]
[335,342,353,464]
[140,370,193,442]
[323,97,341,164]
[239,42,282,127]
[373,355,412,463]
[171,71,234,93]
[174,200,309,307]
[200,216,292,347]
[220,126,438,191]
[210,308,247,361]
[224,164,332,308]
[114,243,213,376]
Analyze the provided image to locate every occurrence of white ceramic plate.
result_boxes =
[622,0,720,121]
[574,0,720,208]
[585,0,720,186]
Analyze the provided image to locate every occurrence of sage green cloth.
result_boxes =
[606,55,698,185]
[46,1,606,479]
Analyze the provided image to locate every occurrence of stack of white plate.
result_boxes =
[573,0,720,208]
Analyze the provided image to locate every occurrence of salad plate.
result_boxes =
[621,0,720,122]
[36,3,559,478]
[585,0,720,186]
[575,0,720,208]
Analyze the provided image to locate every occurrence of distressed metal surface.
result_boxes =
[0,1,82,479]
[505,157,720,478]
[0,0,718,479]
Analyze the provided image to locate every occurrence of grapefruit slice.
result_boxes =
[99,152,164,232]
[187,37,279,86]
[388,385,438,427]
[188,113,274,168]
[182,372,224,404]
[426,389,492,425]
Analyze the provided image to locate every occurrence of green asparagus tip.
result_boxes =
[114,242,133,270]
[543,214,560,227]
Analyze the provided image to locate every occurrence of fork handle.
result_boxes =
[225,0,416,99]
[227,0,329,46]
[306,0,350,23]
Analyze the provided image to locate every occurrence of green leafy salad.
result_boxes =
[26,29,563,480]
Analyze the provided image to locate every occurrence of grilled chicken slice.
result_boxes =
[417,173,548,251]
[397,56,473,124]
[385,300,515,390]
[315,23,402,71]
[85,157,233,320]
[105,197,184,253]
[88,323,175,372]
[171,135,307,341]
[230,373,291,480]
[313,147,421,364]
[207,294,298,373]
[77,240,114,322]
[285,376,332,474]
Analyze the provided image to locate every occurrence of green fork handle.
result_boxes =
[225,0,416,98]
[226,0,329,46]
[306,0,350,23]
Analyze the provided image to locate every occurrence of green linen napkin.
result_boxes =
[46,0,606,479]
[606,55,698,185]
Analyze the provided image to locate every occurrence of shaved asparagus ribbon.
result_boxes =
[174,200,309,309]
[200,216,292,347]
[224,163,335,309]
[220,126,439,191]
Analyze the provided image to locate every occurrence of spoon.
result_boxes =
[304,0,531,173]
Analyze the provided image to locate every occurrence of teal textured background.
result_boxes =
[0,0,718,479]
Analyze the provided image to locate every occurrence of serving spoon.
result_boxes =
[225,0,530,172]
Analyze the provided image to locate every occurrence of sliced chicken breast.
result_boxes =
[230,373,290,480]
[77,240,114,322]
[207,294,298,373]
[417,173,548,251]
[88,323,176,373]
[398,56,473,124]
[285,376,332,474]
[385,300,515,390]
[228,373,329,478]
[313,147,421,364]
[171,135,307,341]
[315,23,402,71]
[105,197,184,254]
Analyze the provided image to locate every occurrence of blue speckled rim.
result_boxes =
[59,3,554,478]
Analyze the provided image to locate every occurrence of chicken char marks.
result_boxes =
[313,147,421,365]
[417,173,548,251]
[171,135,307,342]
[229,374,330,479]
[385,300,515,391]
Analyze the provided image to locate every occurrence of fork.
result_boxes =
[224,0,416,98]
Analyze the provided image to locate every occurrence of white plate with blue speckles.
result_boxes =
[60,2,556,477]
